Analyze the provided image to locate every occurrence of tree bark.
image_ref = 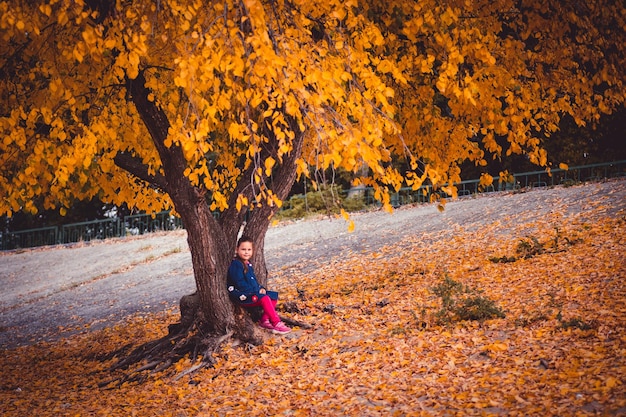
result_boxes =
[121,72,304,345]
[104,71,308,379]
[125,72,241,335]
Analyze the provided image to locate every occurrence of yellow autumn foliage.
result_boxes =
[0,0,624,217]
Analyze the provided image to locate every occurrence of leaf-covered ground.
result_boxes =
[1,196,625,416]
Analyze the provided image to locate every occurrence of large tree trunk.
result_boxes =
[125,73,247,337]
[174,189,233,332]
[105,73,306,383]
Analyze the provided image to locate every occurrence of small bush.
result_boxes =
[430,275,505,325]
[455,295,506,321]
[490,228,584,263]
[488,255,517,263]
[276,185,366,220]
[515,236,544,259]
[556,311,595,330]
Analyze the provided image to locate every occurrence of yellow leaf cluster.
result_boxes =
[1,0,624,219]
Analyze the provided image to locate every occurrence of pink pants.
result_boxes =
[244,295,280,325]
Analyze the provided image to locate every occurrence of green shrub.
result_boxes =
[515,236,544,259]
[489,228,584,264]
[556,311,595,330]
[430,275,505,325]
[276,185,366,220]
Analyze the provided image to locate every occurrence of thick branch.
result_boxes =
[125,71,206,213]
[113,152,168,190]
[126,72,187,185]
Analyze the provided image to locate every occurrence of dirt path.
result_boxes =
[1,179,625,349]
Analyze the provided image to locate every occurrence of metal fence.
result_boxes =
[383,160,626,207]
[1,211,184,251]
[1,160,624,251]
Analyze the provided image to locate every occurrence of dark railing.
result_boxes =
[2,226,59,250]
[124,211,184,236]
[59,218,123,244]
[385,160,626,206]
[1,211,184,251]
[512,161,626,188]
[2,160,624,251]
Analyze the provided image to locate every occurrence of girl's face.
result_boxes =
[236,241,253,262]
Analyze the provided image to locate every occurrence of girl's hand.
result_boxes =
[259,288,266,294]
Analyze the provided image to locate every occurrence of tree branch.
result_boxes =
[113,152,168,191]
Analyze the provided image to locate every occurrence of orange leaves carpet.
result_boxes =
[1,205,624,416]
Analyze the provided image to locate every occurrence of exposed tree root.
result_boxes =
[173,330,233,381]
[98,294,313,388]
[280,301,313,329]
[99,317,206,388]
[99,300,256,388]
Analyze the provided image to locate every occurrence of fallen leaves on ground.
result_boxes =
[1,202,625,416]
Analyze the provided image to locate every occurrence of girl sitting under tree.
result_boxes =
[227,236,291,335]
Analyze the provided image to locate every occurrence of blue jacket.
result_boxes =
[227,259,277,305]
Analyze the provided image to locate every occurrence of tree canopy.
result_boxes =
[2,0,624,219]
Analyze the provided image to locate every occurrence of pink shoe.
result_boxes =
[271,321,291,335]
[258,318,274,330]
